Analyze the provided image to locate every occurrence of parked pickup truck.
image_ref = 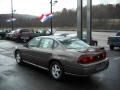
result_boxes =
[108,32,120,50]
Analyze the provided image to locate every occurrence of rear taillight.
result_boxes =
[78,51,107,64]
[78,55,95,64]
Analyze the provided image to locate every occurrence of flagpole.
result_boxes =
[50,0,53,35]
[50,0,58,35]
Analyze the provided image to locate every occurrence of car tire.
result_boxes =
[49,61,64,80]
[15,51,23,65]
[23,39,27,43]
[94,41,98,46]
[110,45,114,50]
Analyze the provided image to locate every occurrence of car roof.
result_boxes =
[37,35,75,41]
[38,35,64,39]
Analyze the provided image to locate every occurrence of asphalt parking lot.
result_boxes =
[0,32,120,90]
[0,48,120,90]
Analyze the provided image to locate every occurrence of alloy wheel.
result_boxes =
[50,62,63,80]
[15,52,23,64]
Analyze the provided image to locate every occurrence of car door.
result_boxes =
[36,38,54,67]
[21,37,41,65]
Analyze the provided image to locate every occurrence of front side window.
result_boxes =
[39,38,53,49]
[28,37,40,47]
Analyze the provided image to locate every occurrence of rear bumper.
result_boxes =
[20,36,30,40]
[108,42,120,47]
[64,58,109,76]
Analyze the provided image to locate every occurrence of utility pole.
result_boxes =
[50,0,53,35]
[77,0,92,45]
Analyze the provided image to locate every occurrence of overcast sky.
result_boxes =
[0,0,119,16]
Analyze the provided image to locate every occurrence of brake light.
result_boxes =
[78,55,95,64]
[78,51,107,64]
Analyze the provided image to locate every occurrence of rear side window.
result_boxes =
[39,38,53,49]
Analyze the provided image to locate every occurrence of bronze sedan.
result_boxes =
[14,36,109,80]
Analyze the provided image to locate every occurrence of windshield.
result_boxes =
[60,38,90,49]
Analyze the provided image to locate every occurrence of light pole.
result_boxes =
[11,0,14,31]
[50,0,58,35]
[77,0,92,45]
[87,0,92,45]
[77,0,83,40]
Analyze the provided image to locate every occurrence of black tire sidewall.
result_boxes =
[110,45,114,50]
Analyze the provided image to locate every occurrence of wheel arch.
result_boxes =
[48,59,63,69]
[14,49,20,56]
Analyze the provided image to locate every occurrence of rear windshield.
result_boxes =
[60,38,90,49]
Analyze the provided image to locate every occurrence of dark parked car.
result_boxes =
[6,30,16,40]
[14,36,109,80]
[108,32,120,50]
[13,28,33,42]
[0,30,10,39]
[20,28,55,42]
